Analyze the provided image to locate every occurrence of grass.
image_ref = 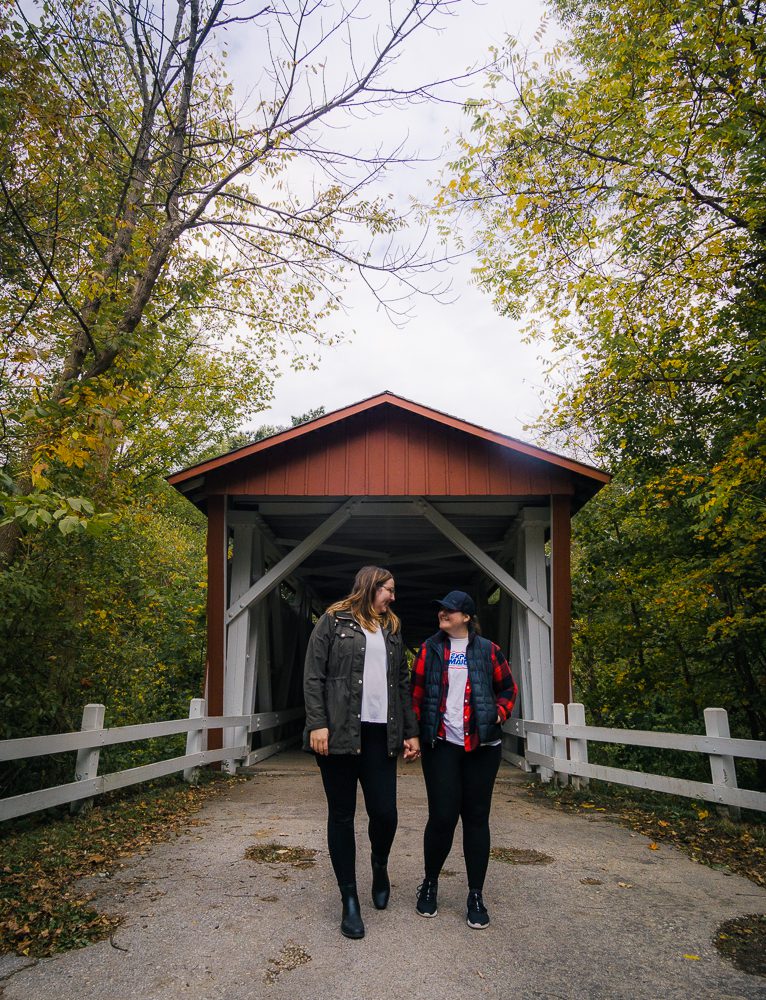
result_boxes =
[0,772,241,958]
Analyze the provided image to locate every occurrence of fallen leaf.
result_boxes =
[617,882,634,888]
[648,843,659,851]
[683,954,700,961]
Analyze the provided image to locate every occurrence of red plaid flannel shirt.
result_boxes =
[411,634,517,751]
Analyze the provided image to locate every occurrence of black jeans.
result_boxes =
[420,740,502,892]
[316,723,398,886]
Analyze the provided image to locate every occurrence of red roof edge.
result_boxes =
[167,390,611,486]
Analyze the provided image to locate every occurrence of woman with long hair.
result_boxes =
[411,590,517,930]
[304,565,420,939]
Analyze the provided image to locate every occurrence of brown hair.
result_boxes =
[327,565,400,634]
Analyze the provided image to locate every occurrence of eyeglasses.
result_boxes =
[379,584,396,596]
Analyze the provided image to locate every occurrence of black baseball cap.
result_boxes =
[434,590,476,615]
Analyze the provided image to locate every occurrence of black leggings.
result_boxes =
[316,723,398,886]
[421,740,502,892]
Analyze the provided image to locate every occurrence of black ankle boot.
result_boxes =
[339,883,365,939]
[371,854,390,910]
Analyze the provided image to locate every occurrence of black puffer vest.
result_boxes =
[418,631,501,747]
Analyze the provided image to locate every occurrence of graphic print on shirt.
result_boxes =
[449,649,467,668]
[443,637,469,745]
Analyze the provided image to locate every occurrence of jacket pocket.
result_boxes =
[328,632,356,678]
[325,676,350,737]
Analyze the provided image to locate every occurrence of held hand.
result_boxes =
[403,737,421,762]
[310,727,330,756]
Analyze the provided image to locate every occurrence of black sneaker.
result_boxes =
[466,891,489,929]
[416,879,438,917]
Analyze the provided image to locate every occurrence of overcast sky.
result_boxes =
[229,0,556,441]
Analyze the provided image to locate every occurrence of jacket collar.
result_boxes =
[425,629,476,650]
[333,609,390,638]
[333,610,361,631]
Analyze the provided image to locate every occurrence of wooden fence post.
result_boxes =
[184,698,207,785]
[567,702,589,790]
[70,703,105,814]
[704,707,740,820]
[552,703,568,787]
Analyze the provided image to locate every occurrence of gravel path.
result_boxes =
[1,752,764,1000]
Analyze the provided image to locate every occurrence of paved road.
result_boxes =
[1,752,764,1000]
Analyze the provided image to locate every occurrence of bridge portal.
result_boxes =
[168,392,609,774]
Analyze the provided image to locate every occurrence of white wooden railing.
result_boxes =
[503,703,766,816]
[0,699,304,822]
[2,700,764,823]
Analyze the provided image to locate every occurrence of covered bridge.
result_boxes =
[167,392,610,771]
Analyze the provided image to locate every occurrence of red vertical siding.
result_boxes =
[386,411,408,493]
[209,410,579,497]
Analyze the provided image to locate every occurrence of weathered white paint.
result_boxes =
[501,748,532,771]
[0,704,305,822]
[274,539,390,560]
[225,498,358,624]
[3,701,764,823]
[512,508,554,779]
[183,698,206,784]
[1,711,270,766]
[552,703,568,788]
[250,707,305,731]
[223,521,255,771]
[526,754,766,813]
[567,702,590,790]
[70,703,105,815]
[243,735,302,767]
[705,707,741,820]
[558,723,766,758]
[526,703,765,813]
[415,498,552,627]
[0,746,250,822]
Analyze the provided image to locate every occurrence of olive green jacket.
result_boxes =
[303,610,418,756]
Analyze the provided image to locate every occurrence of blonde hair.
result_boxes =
[327,565,400,634]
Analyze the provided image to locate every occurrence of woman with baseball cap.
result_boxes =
[410,590,517,929]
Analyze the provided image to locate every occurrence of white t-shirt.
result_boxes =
[443,637,469,745]
[360,626,388,723]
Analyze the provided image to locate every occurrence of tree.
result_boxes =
[1,0,466,557]
[438,0,766,764]
[0,404,324,797]
[441,0,765,455]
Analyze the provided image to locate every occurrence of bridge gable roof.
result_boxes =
[168,391,609,505]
